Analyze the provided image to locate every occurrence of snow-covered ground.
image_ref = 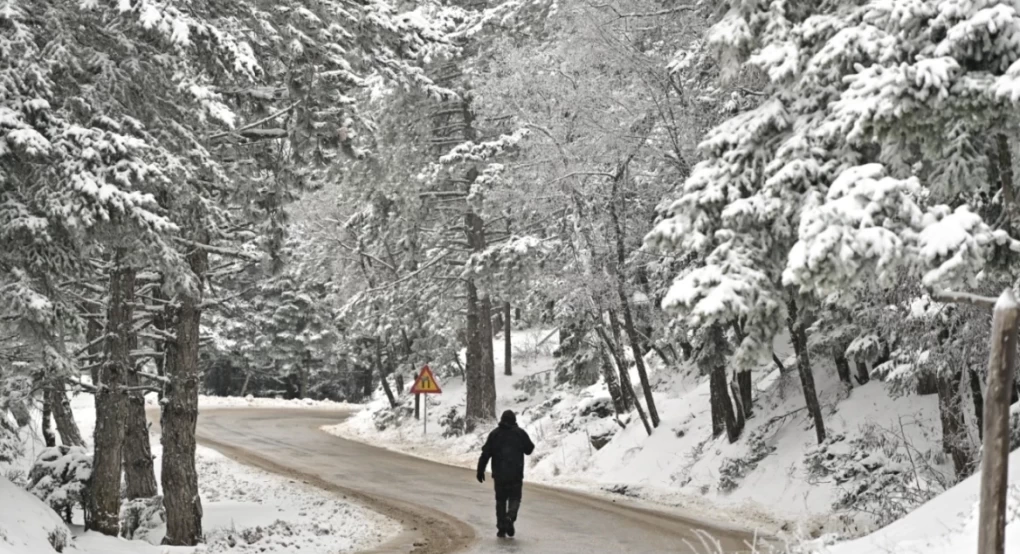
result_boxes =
[1,393,398,554]
[196,394,354,410]
[815,448,1020,554]
[325,328,954,544]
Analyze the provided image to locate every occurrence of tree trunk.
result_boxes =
[855,359,870,385]
[728,377,746,442]
[787,298,826,444]
[607,159,660,429]
[596,324,648,434]
[376,340,398,409]
[937,368,975,478]
[607,311,633,412]
[394,372,404,396]
[153,288,169,401]
[616,288,660,428]
[996,133,1016,228]
[89,261,134,536]
[700,324,739,441]
[970,369,985,441]
[492,306,504,339]
[464,278,488,431]
[123,380,157,500]
[833,346,853,387]
[161,246,205,546]
[48,389,84,447]
[86,304,105,387]
[240,372,252,397]
[503,301,512,376]
[42,395,56,448]
[380,370,398,409]
[464,207,496,431]
[595,327,628,416]
[479,295,496,393]
[736,369,753,417]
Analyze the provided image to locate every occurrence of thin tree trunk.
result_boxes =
[937,368,974,478]
[376,340,398,409]
[833,346,853,387]
[607,163,659,428]
[48,389,84,447]
[503,301,512,376]
[855,359,870,385]
[996,134,1016,227]
[728,378,746,441]
[162,246,205,546]
[86,302,104,387]
[464,277,486,432]
[42,395,56,448]
[969,369,985,441]
[153,287,169,401]
[596,324,649,435]
[700,324,739,440]
[772,351,787,374]
[298,366,308,399]
[607,311,633,412]
[90,260,134,536]
[240,371,252,397]
[787,297,826,444]
[736,370,753,417]
[617,290,659,428]
[594,326,628,415]
[479,295,496,396]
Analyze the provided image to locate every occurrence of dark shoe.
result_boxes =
[497,530,507,538]
[506,519,515,537]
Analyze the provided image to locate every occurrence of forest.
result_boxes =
[2,0,1020,552]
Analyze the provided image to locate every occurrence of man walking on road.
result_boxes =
[477,409,535,538]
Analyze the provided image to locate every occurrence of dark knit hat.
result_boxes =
[500,409,516,425]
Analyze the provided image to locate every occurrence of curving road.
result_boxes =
[196,409,764,554]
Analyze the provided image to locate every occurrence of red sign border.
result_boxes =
[410,365,442,394]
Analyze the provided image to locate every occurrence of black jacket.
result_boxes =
[478,420,535,482]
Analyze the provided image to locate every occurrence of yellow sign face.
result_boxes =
[411,365,442,394]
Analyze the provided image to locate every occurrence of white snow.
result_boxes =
[1,392,397,554]
[0,477,72,554]
[819,450,1020,554]
[195,395,355,410]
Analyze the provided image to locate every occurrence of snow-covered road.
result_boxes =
[196,408,765,554]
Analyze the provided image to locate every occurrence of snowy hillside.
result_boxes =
[821,450,1020,554]
[327,328,952,540]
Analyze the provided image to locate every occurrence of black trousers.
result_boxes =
[493,479,523,530]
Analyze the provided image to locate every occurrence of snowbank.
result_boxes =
[195,395,354,410]
[2,392,397,554]
[326,328,951,541]
[0,477,72,554]
[821,450,1020,554]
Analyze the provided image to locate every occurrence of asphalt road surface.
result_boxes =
[196,409,765,554]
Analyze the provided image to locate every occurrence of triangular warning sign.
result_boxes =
[410,365,442,394]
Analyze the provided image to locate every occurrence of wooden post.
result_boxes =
[978,288,1019,554]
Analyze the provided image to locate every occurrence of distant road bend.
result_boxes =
[197,408,765,554]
